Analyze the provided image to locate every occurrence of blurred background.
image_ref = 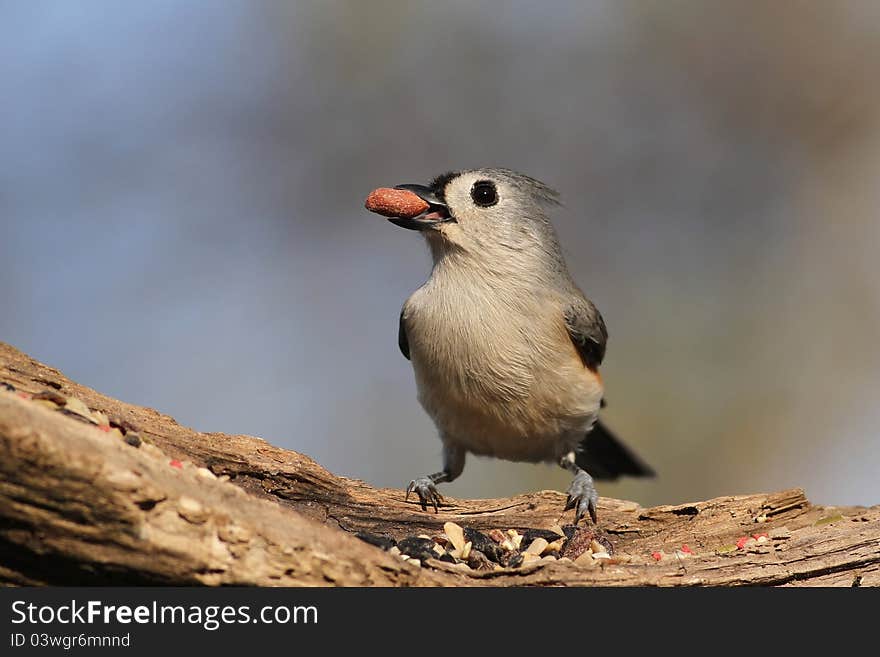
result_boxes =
[2,1,879,508]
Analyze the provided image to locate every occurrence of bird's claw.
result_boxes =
[564,470,598,524]
[405,477,444,513]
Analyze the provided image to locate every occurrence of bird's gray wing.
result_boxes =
[565,297,654,479]
[563,298,607,370]
[398,307,410,360]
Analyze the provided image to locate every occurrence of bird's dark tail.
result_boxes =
[575,420,655,480]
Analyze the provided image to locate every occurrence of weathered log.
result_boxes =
[1,342,877,586]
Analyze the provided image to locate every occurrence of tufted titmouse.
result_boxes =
[367,168,654,523]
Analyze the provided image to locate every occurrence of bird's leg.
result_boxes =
[559,450,599,524]
[405,442,465,513]
[405,472,448,513]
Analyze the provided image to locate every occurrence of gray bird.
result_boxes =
[371,168,654,523]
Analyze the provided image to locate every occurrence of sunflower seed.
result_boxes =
[506,529,523,550]
[574,552,597,567]
[444,522,466,552]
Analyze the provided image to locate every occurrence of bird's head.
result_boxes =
[368,168,562,262]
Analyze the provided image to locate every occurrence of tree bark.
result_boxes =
[1,342,877,586]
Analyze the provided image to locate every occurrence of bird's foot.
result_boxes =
[564,469,598,524]
[405,476,444,513]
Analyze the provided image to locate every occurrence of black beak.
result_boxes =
[388,184,453,231]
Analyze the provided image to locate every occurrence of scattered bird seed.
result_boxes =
[488,529,506,544]
[521,528,563,545]
[432,534,451,549]
[57,408,96,424]
[506,552,524,569]
[574,552,596,567]
[560,527,597,560]
[358,522,620,574]
[464,527,505,563]
[196,468,217,479]
[108,415,138,433]
[32,390,66,405]
[355,532,397,551]
[444,522,466,552]
[397,537,438,562]
[736,536,753,550]
[64,397,93,418]
[466,549,494,571]
[506,529,524,550]
[592,535,614,555]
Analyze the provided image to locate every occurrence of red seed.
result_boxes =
[651,551,662,561]
[365,188,430,218]
[97,424,111,432]
[752,533,768,540]
[681,544,693,554]
[736,536,751,550]
[169,459,183,469]
[17,392,32,400]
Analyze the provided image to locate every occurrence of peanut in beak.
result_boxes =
[364,188,430,219]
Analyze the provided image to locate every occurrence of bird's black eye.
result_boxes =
[470,180,498,207]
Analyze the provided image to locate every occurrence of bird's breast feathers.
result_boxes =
[403,283,603,462]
